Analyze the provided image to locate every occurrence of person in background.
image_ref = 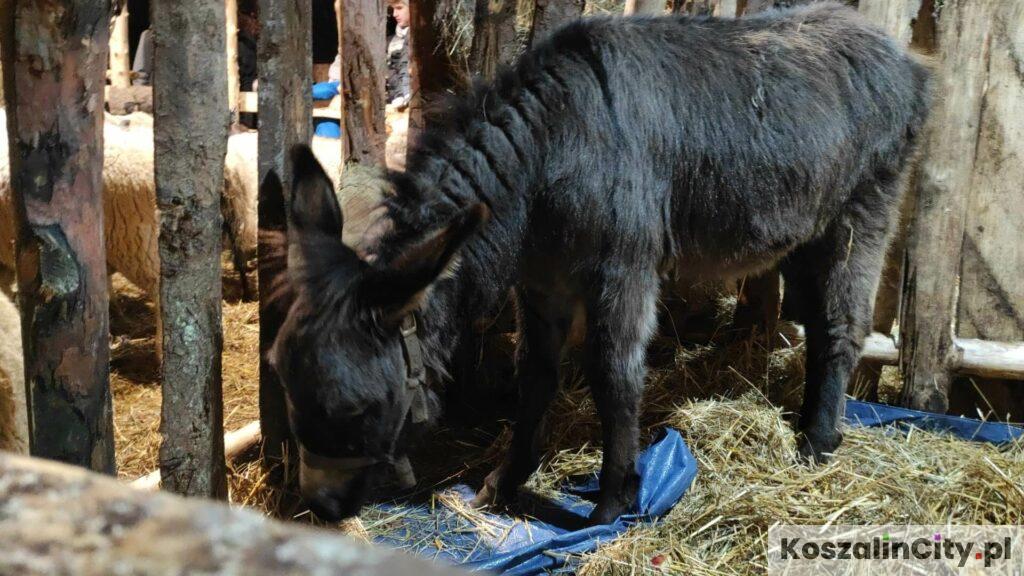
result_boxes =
[386,0,411,109]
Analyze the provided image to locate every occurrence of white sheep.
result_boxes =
[0,290,27,454]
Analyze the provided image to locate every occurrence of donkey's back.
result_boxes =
[522,3,930,280]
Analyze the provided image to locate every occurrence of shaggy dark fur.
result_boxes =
[269,2,931,523]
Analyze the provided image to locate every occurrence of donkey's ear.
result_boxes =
[259,170,288,232]
[289,144,343,237]
[361,203,489,316]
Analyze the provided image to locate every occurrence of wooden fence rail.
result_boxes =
[0,451,460,576]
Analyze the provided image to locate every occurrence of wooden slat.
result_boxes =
[862,333,1024,381]
[257,0,312,475]
[153,0,230,499]
[1,0,115,473]
[110,7,131,88]
[956,4,1024,344]
[339,0,387,165]
[899,0,992,412]
[226,0,241,119]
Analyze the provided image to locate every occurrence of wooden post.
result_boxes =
[408,0,460,138]
[339,0,388,165]
[530,0,583,44]
[226,0,240,122]
[0,0,115,474]
[258,0,312,474]
[110,6,132,88]
[854,0,930,401]
[469,0,528,79]
[948,1,1024,420]
[899,0,993,413]
[152,0,229,498]
[624,0,664,15]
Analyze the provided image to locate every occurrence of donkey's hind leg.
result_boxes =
[472,288,574,508]
[781,179,899,464]
[584,267,659,524]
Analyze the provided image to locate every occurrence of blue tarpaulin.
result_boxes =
[369,400,1021,575]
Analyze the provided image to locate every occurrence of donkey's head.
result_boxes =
[264,146,487,521]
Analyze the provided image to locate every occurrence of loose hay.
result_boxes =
[563,395,1024,575]
[111,271,260,480]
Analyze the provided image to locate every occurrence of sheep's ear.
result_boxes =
[359,203,488,319]
[289,144,343,238]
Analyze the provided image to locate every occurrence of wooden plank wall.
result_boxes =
[950,3,1024,418]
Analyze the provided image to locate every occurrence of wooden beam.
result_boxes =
[226,0,241,121]
[899,0,994,413]
[110,6,132,88]
[153,0,229,498]
[0,452,463,576]
[861,333,1024,381]
[257,0,312,474]
[0,0,115,473]
[339,0,388,165]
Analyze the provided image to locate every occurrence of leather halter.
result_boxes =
[297,312,428,490]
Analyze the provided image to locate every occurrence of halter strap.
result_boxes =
[400,312,429,424]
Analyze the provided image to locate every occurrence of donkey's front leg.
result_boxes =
[472,290,573,508]
[585,271,659,524]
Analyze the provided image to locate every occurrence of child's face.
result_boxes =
[392,3,410,28]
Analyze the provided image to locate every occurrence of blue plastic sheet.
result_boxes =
[845,399,1022,444]
[370,401,1021,575]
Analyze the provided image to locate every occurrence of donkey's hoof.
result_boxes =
[588,501,627,525]
[797,432,842,465]
[470,465,514,509]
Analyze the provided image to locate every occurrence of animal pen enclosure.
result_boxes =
[0,0,1022,574]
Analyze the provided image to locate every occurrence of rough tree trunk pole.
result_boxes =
[0,0,115,473]
[530,0,584,44]
[0,452,463,576]
[408,0,461,138]
[226,0,240,123]
[110,6,131,88]
[152,0,229,498]
[469,0,529,79]
[258,0,312,474]
[339,0,388,165]
[899,0,993,413]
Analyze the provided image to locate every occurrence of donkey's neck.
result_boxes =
[382,89,552,371]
